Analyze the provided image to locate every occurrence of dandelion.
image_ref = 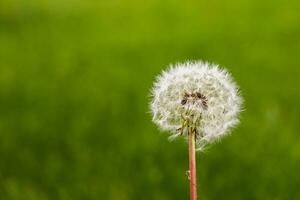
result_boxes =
[150,61,242,200]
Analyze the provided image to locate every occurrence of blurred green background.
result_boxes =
[0,0,300,199]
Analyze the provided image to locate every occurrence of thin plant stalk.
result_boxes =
[188,128,197,200]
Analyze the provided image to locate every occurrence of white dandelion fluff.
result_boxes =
[150,61,242,151]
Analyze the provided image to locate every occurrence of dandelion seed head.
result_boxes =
[150,61,243,150]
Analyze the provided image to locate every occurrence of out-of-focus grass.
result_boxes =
[0,0,300,199]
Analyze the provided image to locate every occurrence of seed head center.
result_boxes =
[181,92,208,110]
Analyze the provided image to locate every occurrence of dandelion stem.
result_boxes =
[188,128,197,200]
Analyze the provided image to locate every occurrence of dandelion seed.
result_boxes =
[150,60,242,151]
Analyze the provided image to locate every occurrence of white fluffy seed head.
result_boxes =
[150,61,243,151]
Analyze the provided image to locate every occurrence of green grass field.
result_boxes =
[0,0,300,199]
